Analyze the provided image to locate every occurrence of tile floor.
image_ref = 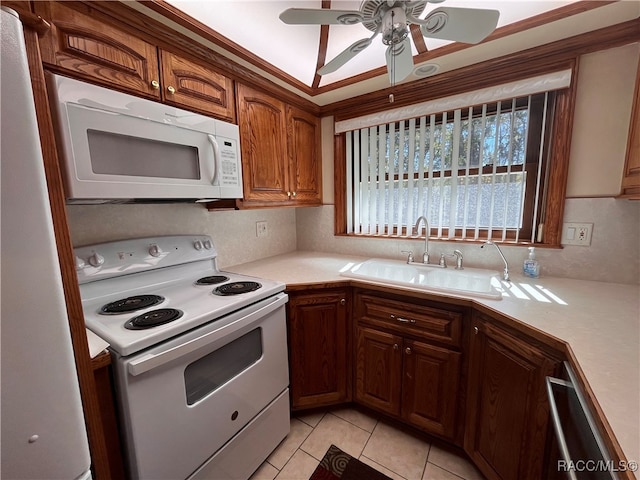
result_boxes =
[250,408,487,480]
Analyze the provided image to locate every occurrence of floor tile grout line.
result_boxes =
[327,410,379,436]
[359,453,409,480]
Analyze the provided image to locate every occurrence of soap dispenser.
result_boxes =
[523,247,540,278]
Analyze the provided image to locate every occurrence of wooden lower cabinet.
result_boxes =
[465,312,561,480]
[354,290,464,441]
[355,326,461,439]
[287,288,351,410]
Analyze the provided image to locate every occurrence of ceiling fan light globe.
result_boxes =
[382,7,409,45]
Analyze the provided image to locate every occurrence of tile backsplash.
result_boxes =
[67,204,297,269]
[67,197,639,284]
[296,198,640,285]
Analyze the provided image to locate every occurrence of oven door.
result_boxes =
[113,293,290,480]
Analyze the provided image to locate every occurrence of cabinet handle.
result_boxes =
[167,85,176,94]
[340,298,346,306]
[474,326,479,335]
[390,314,416,324]
[393,343,399,350]
[150,80,160,90]
[287,191,291,198]
[292,191,297,197]
[405,347,412,355]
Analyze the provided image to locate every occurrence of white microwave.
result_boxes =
[46,74,243,203]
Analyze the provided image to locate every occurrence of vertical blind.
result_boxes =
[345,93,552,242]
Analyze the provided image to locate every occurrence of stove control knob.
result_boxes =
[75,256,86,270]
[88,252,105,267]
[193,240,203,250]
[203,240,213,250]
[148,244,162,257]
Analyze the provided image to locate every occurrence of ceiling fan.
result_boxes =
[279,1,500,84]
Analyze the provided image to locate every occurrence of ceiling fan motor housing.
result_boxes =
[360,0,428,33]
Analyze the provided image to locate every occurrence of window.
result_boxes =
[337,70,575,246]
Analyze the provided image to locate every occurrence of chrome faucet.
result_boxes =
[413,216,430,264]
[439,250,464,269]
[481,241,510,281]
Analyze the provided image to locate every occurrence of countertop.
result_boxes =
[227,251,640,468]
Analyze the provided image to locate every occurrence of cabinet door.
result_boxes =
[402,339,461,440]
[287,290,350,409]
[355,326,402,416]
[35,2,161,98]
[465,317,558,480]
[286,106,322,205]
[237,84,290,204]
[159,50,235,122]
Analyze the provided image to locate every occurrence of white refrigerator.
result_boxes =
[1,6,92,479]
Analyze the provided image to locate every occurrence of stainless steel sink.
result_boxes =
[341,258,503,300]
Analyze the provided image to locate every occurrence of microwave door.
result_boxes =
[61,103,221,200]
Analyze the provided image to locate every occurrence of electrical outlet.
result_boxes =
[561,222,593,246]
[256,221,268,238]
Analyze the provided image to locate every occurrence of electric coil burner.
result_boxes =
[124,308,183,330]
[213,281,262,296]
[195,275,230,285]
[75,235,289,480]
[101,294,164,314]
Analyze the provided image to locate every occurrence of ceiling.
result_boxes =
[147,0,639,105]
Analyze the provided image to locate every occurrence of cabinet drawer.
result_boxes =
[356,293,462,348]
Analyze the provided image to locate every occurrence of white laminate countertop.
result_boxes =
[227,251,640,468]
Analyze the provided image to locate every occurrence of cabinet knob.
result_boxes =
[474,326,479,335]
[150,80,160,90]
[340,298,346,306]
[393,343,399,350]
[167,85,176,95]
[292,191,297,197]
[287,191,291,198]
[405,347,412,355]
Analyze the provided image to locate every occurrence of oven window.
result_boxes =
[184,328,262,405]
[87,130,201,179]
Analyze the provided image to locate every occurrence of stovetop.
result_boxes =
[75,236,285,356]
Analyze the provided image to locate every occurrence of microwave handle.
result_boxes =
[208,134,219,186]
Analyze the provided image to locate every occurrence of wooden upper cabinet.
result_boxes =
[35,2,161,98]
[287,106,322,205]
[35,2,234,121]
[237,84,290,204]
[621,59,640,198]
[237,83,322,207]
[159,50,234,122]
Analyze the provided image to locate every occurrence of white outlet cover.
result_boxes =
[561,222,593,246]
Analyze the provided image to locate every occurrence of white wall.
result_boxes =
[303,43,640,285]
[567,43,640,197]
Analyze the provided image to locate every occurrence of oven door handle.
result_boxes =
[127,292,287,376]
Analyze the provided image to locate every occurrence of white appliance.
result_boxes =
[75,235,290,479]
[0,7,92,480]
[46,73,243,204]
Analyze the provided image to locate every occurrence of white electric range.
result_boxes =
[75,235,290,480]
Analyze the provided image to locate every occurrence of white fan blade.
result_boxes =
[386,38,414,84]
[420,7,499,44]
[318,36,374,75]
[279,8,364,25]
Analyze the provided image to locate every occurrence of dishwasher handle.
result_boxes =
[127,293,287,376]
[546,376,579,480]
